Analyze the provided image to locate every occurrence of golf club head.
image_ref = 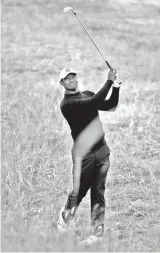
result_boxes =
[63,6,76,14]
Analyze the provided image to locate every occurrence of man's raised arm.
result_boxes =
[98,74,122,111]
[67,69,117,109]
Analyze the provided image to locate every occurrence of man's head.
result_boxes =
[59,68,78,91]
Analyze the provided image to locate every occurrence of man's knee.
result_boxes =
[99,158,110,175]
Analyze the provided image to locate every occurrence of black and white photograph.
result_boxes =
[1,0,160,252]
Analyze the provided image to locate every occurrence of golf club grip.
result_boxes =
[105,60,112,70]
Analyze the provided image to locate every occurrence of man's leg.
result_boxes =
[62,152,95,223]
[90,153,110,237]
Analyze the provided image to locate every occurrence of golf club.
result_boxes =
[63,6,112,70]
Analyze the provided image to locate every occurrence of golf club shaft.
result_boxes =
[73,12,112,69]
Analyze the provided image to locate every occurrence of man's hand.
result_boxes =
[108,69,117,82]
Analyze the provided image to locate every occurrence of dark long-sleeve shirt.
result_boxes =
[60,80,120,141]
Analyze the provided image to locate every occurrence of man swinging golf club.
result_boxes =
[58,67,122,243]
[57,6,123,244]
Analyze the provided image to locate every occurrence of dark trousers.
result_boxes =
[65,140,110,234]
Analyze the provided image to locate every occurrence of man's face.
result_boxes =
[61,73,78,90]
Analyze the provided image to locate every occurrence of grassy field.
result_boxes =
[1,0,160,251]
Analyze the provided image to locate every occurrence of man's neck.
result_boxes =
[65,88,80,95]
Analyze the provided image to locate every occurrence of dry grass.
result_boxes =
[1,0,160,251]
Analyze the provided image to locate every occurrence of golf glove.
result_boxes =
[113,73,123,88]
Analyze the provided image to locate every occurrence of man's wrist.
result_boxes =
[107,79,114,84]
[112,80,121,88]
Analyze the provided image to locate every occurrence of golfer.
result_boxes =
[58,68,122,241]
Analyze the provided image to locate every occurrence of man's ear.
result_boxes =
[60,79,64,86]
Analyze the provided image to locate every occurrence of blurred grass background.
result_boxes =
[1,0,160,251]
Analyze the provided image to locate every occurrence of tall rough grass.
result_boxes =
[1,0,160,251]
